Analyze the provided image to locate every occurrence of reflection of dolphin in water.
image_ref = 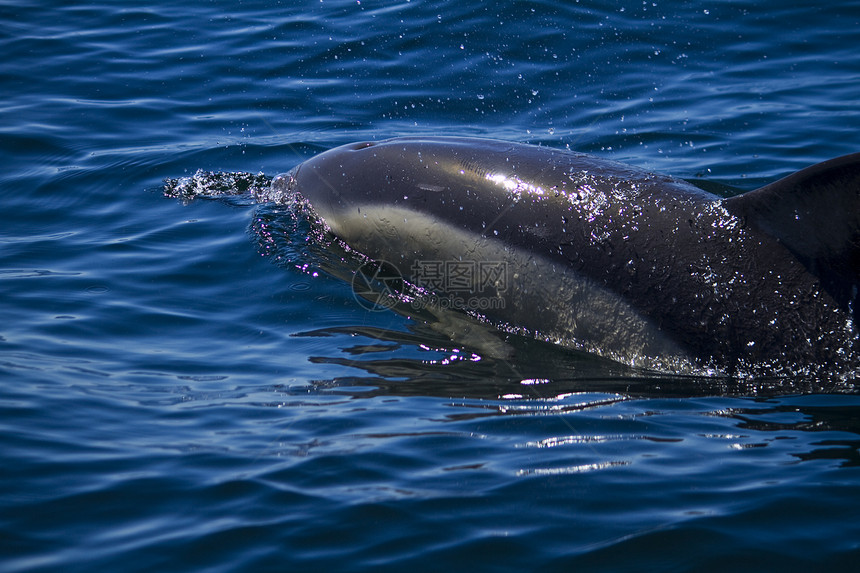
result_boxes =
[273,137,859,377]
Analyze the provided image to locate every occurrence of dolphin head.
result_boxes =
[277,138,530,227]
[281,141,387,224]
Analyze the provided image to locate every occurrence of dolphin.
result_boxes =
[272,137,860,378]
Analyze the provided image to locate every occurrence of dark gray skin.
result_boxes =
[276,137,860,377]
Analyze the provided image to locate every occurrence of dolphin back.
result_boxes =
[726,153,860,316]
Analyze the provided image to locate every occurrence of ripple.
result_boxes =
[2,1,860,571]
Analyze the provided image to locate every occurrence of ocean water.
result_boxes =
[2,1,860,571]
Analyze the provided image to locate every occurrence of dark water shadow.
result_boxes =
[293,318,851,400]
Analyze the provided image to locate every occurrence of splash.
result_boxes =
[163,169,272,202]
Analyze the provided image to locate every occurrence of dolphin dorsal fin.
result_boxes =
[725,152,860,307]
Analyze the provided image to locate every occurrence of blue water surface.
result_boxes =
[2,1,860,571]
